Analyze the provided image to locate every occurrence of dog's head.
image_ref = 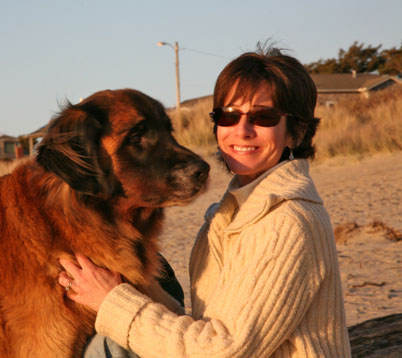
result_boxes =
[37,89,210,207]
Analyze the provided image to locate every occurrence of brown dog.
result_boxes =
[0,89,210,358]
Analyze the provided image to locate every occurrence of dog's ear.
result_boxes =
[37,100,114,196]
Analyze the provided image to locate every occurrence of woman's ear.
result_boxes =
[285,133,294,149]
[287,128,306,150]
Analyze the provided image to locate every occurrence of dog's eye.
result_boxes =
[129,122,148,145]
[129,133,142,144]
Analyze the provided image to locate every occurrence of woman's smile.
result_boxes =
[231,145,259,153]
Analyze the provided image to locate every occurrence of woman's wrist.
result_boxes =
[95,283,151,347]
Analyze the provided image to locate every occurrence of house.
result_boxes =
[0,124,48,161]
[20,125,48,155]
[0,135,22,161]
[310,73,399,106]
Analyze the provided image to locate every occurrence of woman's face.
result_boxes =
[217,83,292,186]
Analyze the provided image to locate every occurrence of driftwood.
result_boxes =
[348,313,402,357]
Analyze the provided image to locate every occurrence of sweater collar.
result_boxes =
[228,160,289,208]
[224,159,323,233]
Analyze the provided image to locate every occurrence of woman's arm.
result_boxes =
[59,209,329,358]
[58,254,184,315]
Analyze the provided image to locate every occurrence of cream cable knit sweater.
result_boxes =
[95,159,351,358]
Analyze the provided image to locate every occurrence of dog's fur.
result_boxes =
[0,89,209,358]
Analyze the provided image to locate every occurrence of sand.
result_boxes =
[159,151,402,326]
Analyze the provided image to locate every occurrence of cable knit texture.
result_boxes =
[95,159,351,358]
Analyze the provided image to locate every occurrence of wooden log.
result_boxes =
[348,313,402,357]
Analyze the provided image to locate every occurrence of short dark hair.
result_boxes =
[212,46,320,160]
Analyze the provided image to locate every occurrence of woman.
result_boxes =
[59,46,352,357]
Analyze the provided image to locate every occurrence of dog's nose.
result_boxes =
[191,160,210,183]
[172,159,210,184]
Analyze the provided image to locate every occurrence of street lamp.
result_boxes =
[157,41,181,111]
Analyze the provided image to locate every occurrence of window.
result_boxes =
[4,142,16,154]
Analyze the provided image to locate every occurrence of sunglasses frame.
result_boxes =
[209,106,292,127]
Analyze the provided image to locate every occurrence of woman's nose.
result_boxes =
[234,115,255,137]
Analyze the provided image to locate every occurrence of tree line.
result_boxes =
[306,41,402,75]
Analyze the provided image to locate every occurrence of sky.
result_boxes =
[1,0,401,137]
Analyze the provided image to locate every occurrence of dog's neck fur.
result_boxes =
[4,160,163,285]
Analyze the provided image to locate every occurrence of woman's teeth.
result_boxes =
[233,146,257,152]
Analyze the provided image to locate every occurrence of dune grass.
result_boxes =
[168,96,217,157]
[314,86,402,161]
[168,86,402,161]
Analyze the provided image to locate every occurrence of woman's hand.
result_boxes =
[58,254,122,312]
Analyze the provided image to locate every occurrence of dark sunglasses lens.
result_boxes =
[212,108,284,127]
[213,109,241,126]
[249,109,282,127]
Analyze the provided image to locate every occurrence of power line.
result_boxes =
[181,47,230,59]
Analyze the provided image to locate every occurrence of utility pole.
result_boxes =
[157,41,181,111]
[174,41,181,111]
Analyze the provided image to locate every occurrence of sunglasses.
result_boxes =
[209,107,292,127]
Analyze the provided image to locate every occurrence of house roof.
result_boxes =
[20,124,48,139]
[310,73,396,93]
[0,135,18,141]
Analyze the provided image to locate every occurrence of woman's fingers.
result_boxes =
[58,271,76,294]
[58,270,71,285]
[58,254,122,311]
[76,253,97,271]
[59,257,82,278]
[59,254,96,283]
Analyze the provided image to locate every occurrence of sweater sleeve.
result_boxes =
[95,204,327,358]
[95,284,234,357]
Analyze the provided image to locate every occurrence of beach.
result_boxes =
[159,152,402,326]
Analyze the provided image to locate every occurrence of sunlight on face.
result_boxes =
[217,82,292,186]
